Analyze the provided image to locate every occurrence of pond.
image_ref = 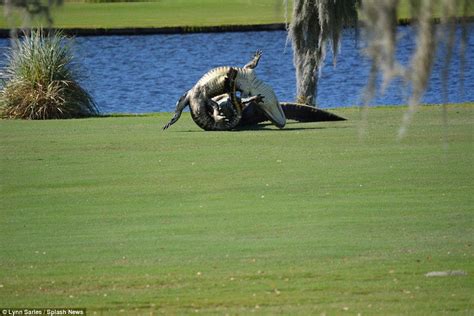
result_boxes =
[0,25,472,114]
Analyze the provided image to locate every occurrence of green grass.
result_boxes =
[0,0,288,29]
[1,104,473,314]
[1,0,472,30]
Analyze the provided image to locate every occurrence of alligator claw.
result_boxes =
[162,118,174,130]
[244,50,263,70]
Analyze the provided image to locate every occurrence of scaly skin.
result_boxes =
[189,67,244,131]
[162,51,286,131]
[215,94,346,127]
[238,102,347,126]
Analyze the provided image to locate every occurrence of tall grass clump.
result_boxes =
[0,30,98,119]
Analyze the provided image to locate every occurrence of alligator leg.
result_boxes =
[243,50,263,69]
[208,99,226,123]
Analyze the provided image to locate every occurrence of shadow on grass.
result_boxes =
[173,122,350,132]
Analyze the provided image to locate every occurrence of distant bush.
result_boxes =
[0,30,98,119]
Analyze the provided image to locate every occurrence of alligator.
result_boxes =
[162,51,286,131]
[190,67,265,131]
[216,97,346,127]
[208,67,266,128]
[208,69,347,127]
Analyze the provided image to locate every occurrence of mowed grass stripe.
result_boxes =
[1,104,473,314]
[1,0,472,29]
[0,0,288,29]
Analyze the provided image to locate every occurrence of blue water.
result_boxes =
[0,25,472,114]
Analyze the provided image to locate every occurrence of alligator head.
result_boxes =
[258,98,286,128]
[236,69,286,129]
[248,82,286,129]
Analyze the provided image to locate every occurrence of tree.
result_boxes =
[287,0,470,137]
[287,0,359,106]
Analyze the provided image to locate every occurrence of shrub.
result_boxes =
[0,29,99,119]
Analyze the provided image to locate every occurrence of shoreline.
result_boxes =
[0,23,286,38]
[1,17,473,38]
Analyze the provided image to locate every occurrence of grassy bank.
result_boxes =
[1,104,473,314]
[2,0,286,29]
[1,0,472,30]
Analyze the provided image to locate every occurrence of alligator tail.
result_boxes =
[280,102,346,122]
[239,102,346,126]
[162,90,190,130]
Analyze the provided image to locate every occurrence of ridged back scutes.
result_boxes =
[196,67,231,85]
[234,68,257,95]
[237,71,278,107]
[197,67,257,95]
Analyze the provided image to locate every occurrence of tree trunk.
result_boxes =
[288,0,359,107]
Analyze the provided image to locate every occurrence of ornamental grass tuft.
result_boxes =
[0,29,98,119]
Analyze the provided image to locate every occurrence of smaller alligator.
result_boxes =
[162,51,286,131]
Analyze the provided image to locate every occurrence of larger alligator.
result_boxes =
[211,73,346,127]
[162,51,286,131]
[218,98,346,128]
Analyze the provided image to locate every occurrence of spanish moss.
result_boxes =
[287,0,359,106]
[360,0,470,139]
[3,0,63,39]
